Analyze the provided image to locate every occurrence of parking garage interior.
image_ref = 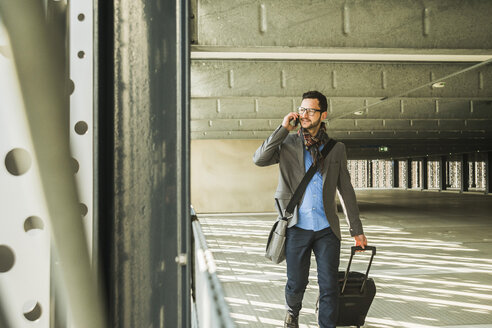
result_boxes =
[1,1,492,327]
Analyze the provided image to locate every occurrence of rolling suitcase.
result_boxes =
[316,245,377,328]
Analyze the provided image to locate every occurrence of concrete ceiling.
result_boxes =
[190,0,492,159]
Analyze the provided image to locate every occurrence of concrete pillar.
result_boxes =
[367,160,373,188]
[440,156,447,191]
[447,159,451,188]
[422,157,428,190]
[486,152,491,195]
[407,159,412,189]
[393,160,399,188]
[471,153,477,188]
[462,154,469,192]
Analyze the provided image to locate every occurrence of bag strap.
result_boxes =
[285,138,337,216]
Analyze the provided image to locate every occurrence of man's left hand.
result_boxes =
[354,234,367,250]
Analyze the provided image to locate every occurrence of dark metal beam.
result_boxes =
[180,0,192,325]
[101,0,190,327]
[94,0,114,321]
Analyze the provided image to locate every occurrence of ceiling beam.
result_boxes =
[191,61,492,98]
[194,0,492,49]
[192,46,492,63]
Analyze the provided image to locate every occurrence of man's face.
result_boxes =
[299,98,326,130]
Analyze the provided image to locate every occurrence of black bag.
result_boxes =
[265,139,337,264]
[316,246,377,328]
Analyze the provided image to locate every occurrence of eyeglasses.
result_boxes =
[297,107,322,116]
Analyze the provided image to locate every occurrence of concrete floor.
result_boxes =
[198,189,492,328]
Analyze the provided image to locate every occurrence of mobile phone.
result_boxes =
[291,116,299,127]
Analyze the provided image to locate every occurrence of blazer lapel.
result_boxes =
[295,134,305,173]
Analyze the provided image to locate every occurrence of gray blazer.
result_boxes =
[253,125,364,241]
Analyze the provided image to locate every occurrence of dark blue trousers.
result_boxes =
[285,226,340,328]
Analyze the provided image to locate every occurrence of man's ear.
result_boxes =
[321,111,328,121]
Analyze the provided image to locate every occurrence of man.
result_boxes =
[253,91,367,328]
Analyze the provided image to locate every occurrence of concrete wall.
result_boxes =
[191,139,278,213]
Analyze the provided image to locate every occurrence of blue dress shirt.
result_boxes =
[296,145,330,231]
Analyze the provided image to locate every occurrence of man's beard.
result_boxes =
[302,116,322,133]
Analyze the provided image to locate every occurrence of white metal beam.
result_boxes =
[191,46,492,62]
[69,0,94,258]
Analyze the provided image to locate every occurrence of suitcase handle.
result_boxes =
[351,245,376,256]
[341,245,376,294]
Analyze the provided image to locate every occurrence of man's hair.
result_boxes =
[302,90,327,112]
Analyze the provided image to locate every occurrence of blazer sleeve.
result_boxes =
[253,125,289,167]
[336,143,364,237]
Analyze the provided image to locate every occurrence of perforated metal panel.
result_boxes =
[0,0,94,325]
[69,0,94,255]
[0,20,51,328]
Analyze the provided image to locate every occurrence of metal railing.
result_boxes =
[191,206,235,328]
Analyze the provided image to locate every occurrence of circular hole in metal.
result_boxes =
[71,157,80,174]
[80,203,88,217]
[5,148,32,176]
[74,121,88,135]
[24,216,44,236]
[77,51,85,59]
[23,301,42,321]
[68,79,75,95]
[78,13,85,21]
[0,245,15,273]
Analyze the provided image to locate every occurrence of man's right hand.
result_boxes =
[354,234,368,251]
[282,112,300,131]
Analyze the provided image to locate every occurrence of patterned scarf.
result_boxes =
[298,122,329,172]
